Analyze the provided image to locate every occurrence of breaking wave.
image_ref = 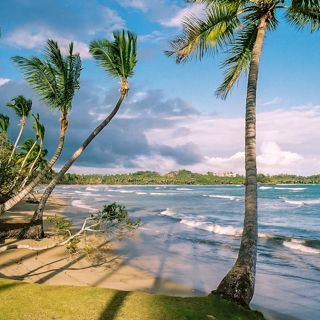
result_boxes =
[71,200,96,212]
[283,239,320,255]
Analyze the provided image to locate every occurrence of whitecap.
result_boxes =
[176,188,192,191]
[160,208,177,217]
[150,192,170,196]
[275,187,306,191]
[283,239,320,255]
[119,190,134,193]
[85,187,99,191]
[208,195,242,201]
[71,200,96,212]
[136,192,147,195]
[259,186,272,190]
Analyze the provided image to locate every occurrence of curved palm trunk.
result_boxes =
[19,139,37,173]
[9,118,25,163]
[28,92,127,239]
[19,140,43,190]
[213,17,267,308]
[0,114,68,215]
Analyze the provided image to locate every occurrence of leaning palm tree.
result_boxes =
[28,30,137,239]
[18,114,42,174]
[167,0,320,307]
[20,115,45,190]
[0,40,81,216]
[0,113,9,132]
[6,95,32,162]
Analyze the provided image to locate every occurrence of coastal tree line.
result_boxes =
[1,0,320,312]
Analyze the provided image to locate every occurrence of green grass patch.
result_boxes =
[0,278,264,320]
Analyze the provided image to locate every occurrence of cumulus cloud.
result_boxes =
[2,0,125,57]
[1,78,319,176]
[116,0,205,28]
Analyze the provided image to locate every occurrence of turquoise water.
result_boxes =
[54,184,320,320]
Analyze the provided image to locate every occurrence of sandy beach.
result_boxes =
[0,195,195,297]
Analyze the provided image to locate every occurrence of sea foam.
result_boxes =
[71,200,96,212]
[283,239,320,255]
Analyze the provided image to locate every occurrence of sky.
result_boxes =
[1,0,320,175]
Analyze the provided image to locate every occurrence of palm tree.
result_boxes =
[20,114,46,189]
[0,40,81,216]
[28,30,137,239]
[0,113,9,132]
[167,0,320,307]
[18,114,42,173]
[6,95,32,162]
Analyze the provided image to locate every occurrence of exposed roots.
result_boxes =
[0,220,44,240]
[211,263,255,308]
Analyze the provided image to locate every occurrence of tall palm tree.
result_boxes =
[167,0,320,307]
[6,95,32,162]
[28,30,137,239]
[0,113,9,132]
[0,40,81,216]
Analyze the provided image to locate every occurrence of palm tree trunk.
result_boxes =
[28,92,127,239]
[0,114,68,215]
[19,139,37,173]
[19,140,43,190]
[213,17,267,308]
[9,118,25,163]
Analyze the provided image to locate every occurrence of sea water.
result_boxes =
[50,184,320,320]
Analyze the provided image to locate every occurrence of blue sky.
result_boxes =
[1,0,320,175]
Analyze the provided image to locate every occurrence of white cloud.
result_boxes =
[161,4,205,28]
[145,106,320,175]
[0,78,10,86]
[118,0,148,12]
[262,96,283,106]
[5,26,91,59]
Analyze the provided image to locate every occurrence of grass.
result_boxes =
[0,278,264,320]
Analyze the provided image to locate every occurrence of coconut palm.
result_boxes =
[20,115,45,189]
[0,113,9,132]
[167,0,320,307]
[28,30,137,239]
[6,96,32,162]
[18,114,42,173]
[0,39,81,216]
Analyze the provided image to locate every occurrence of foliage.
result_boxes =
[89,30,137,81]
[46,170,320,185]
[47,203,139,253]
[167,0,320,98]
[6,95,32,118]
[12,40,82,114]
[0,133,17,197]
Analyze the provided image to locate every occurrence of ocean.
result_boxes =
[51,184,320,320]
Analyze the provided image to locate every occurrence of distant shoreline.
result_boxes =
[47,170,320,185]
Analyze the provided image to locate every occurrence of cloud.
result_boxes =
[2,1,125,56]
[1,78,320,176]
[161,4,205,28]
[116,0,205,28]
[262,96,283,106]
[5,26,91,59]
[0,78,11,86]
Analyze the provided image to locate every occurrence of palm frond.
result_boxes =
[216,21,258,99]
[0,113,9,132]
[6,95,32,118]
[12,40,82,113]
[89,30,137,80]
[286,1,320,31]
[166,3,240,63]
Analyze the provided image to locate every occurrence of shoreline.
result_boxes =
[0,192,305,320]
[0,196,199,297]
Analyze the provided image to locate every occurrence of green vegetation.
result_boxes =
[51,170,320,185]
[0,278,264,320]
